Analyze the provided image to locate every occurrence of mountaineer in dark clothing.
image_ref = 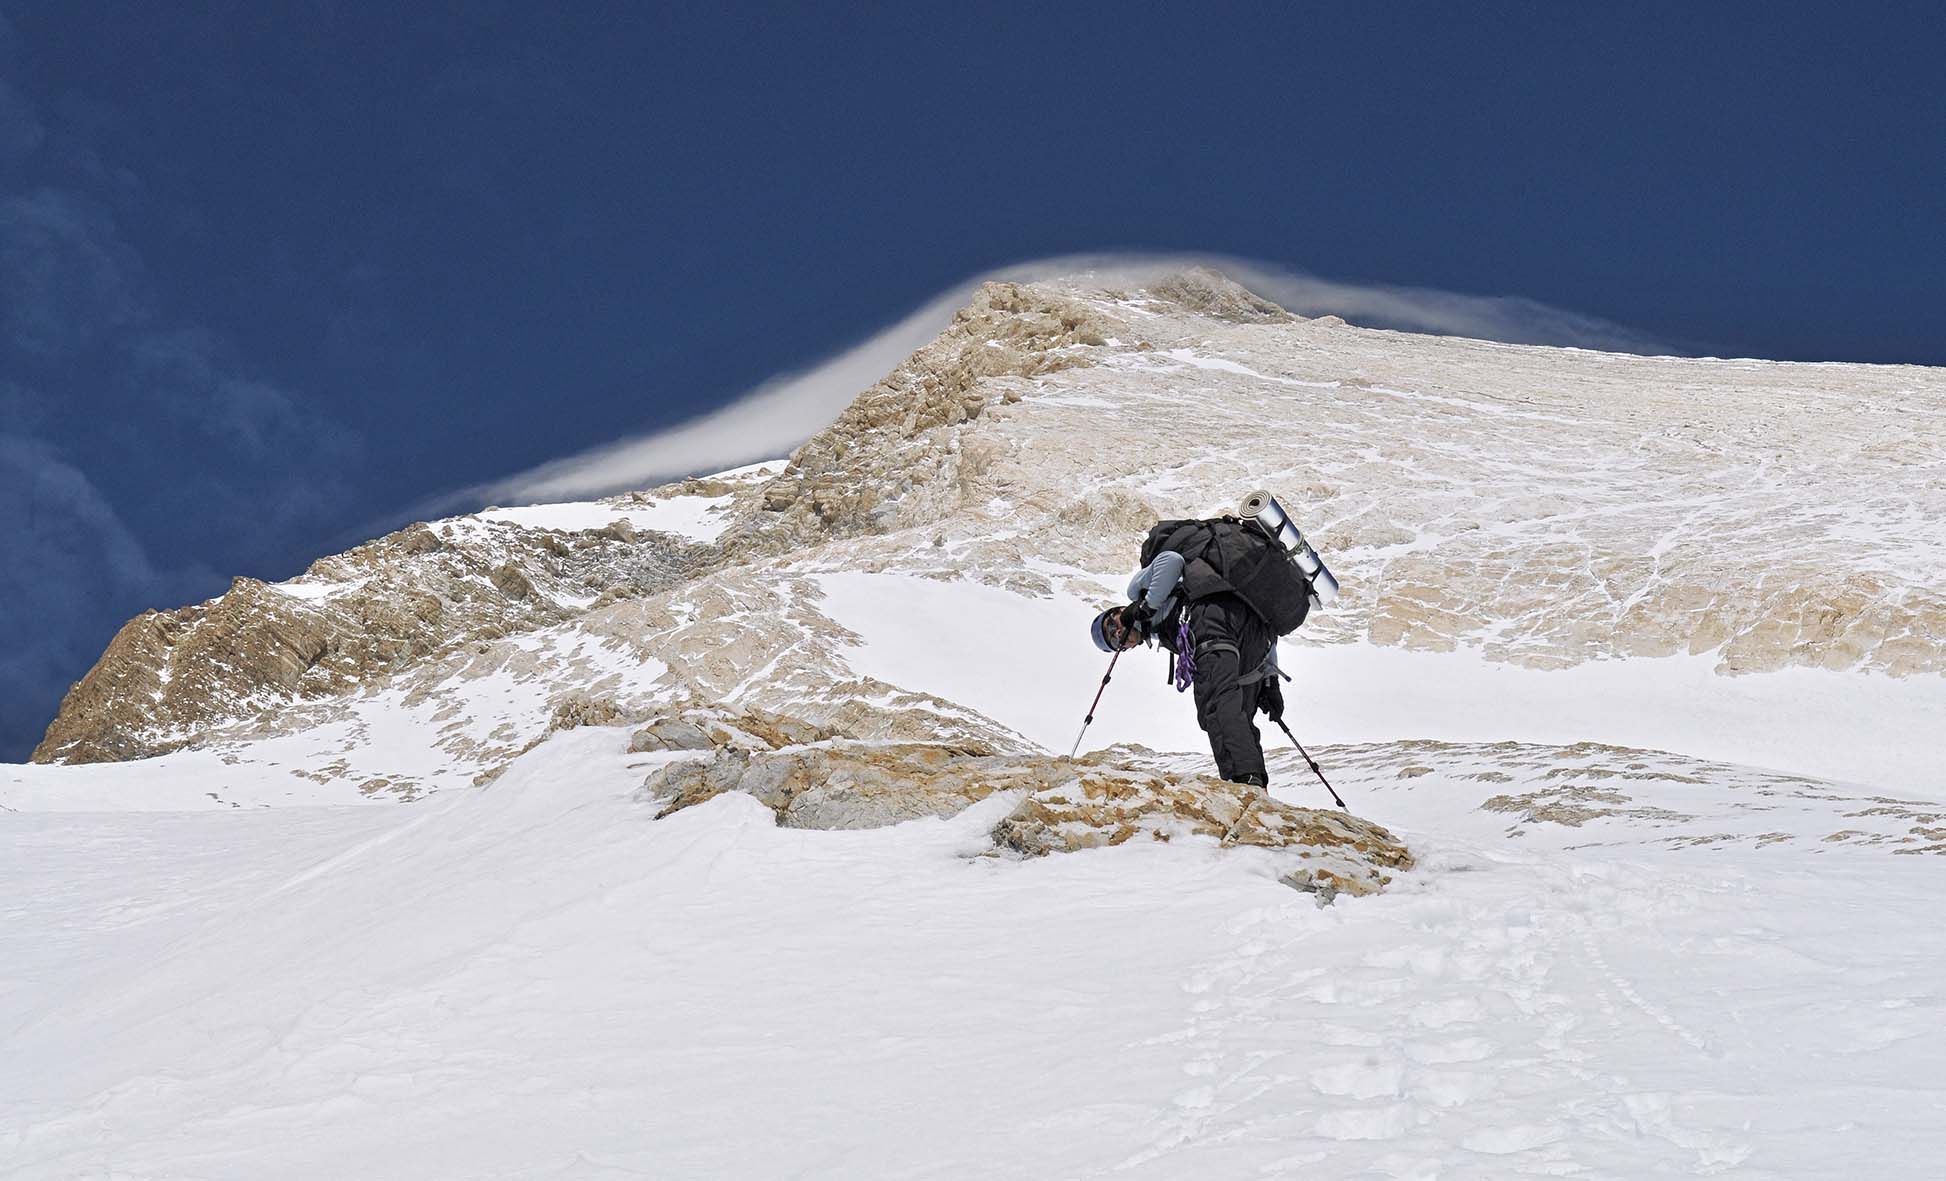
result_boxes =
[1092,548,1284,788]
[1085,494,1343,802]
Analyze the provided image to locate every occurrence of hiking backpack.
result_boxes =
[1139,516,1313,635]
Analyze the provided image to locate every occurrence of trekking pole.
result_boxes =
[1067,649,1122,759]
[1274,717,1347,810]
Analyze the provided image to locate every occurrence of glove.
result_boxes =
[1258,677,1285,723]
[1120,600,1153,636]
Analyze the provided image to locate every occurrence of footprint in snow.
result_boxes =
[1462,1122,1565,1154]
[1309,1057,1406,1100]
[1405,1036,1495,1064]
[1315,1103,1417,1141]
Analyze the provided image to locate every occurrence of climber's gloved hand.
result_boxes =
[1258,677,1285,723]
[1121,599,1152,629]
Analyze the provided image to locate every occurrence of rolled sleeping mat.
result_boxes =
[1239,489,1340,606]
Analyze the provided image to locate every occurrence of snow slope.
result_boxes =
[6,728,1943,1177]
[6,273,1944,1177]
[816,571,1946,797]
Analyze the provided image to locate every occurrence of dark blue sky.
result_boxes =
[2,3,1942,759]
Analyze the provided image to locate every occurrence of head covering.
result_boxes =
[1090,607,1119,653]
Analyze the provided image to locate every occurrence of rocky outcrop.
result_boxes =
[30,280,1129,767]
[32,264,1946,783]
[991,763,1403,869]
[34,514,712,764]
[642,729,1413,896]
[629,706,835,754]
[1147,265,1293,323]
[647,741,1006,830]
[549,694,630,732]
[741,281,1119,546]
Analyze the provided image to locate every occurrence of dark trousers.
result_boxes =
[1186,593,1272,784]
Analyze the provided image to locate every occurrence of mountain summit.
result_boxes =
[6,269,1944,1177]
[30,267,1944,791]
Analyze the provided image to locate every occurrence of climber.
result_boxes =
[1089,544,1286,791]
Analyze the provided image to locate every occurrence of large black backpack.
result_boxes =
[1140,516,1313,635]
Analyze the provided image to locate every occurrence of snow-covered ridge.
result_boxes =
[28,458,784,770]
[5,269,1945,1177]
[470,459,784,542]
[20,270,1946,800]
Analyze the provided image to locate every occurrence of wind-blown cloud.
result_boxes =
[458,251,1675,507]
[1212,260,1676,355]
[447,280,991,509]
[129,328,351,459]
[121,328,363,548]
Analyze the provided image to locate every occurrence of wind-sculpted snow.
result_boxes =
[6,269,1946,1177]
[5,727,1944,1177]
[824,277,1946,678]
[27,269,1946,797]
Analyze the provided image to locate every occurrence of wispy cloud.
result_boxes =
[0,435,160,593]
[122,328,363,541]
[455,251,1674,507]
[0,435,214,759]
[0,19,366,756]
[0,189,144,360]
[127,328,349,458]
[443,280,991,509]
[0,65,363,524]
[1211,259,1677,355]
[0,76,43,162]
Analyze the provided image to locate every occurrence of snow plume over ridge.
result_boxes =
[1224,261,1680,355]
[12,266,1946,1179]
[452,281,988,508]
[455,253,1671,507]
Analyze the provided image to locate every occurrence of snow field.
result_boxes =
[7,371,1944,1181]
[5,727,1942,1177]
[813,571,1946,798]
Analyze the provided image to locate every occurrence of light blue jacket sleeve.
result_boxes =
[1126,550,1185,614]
